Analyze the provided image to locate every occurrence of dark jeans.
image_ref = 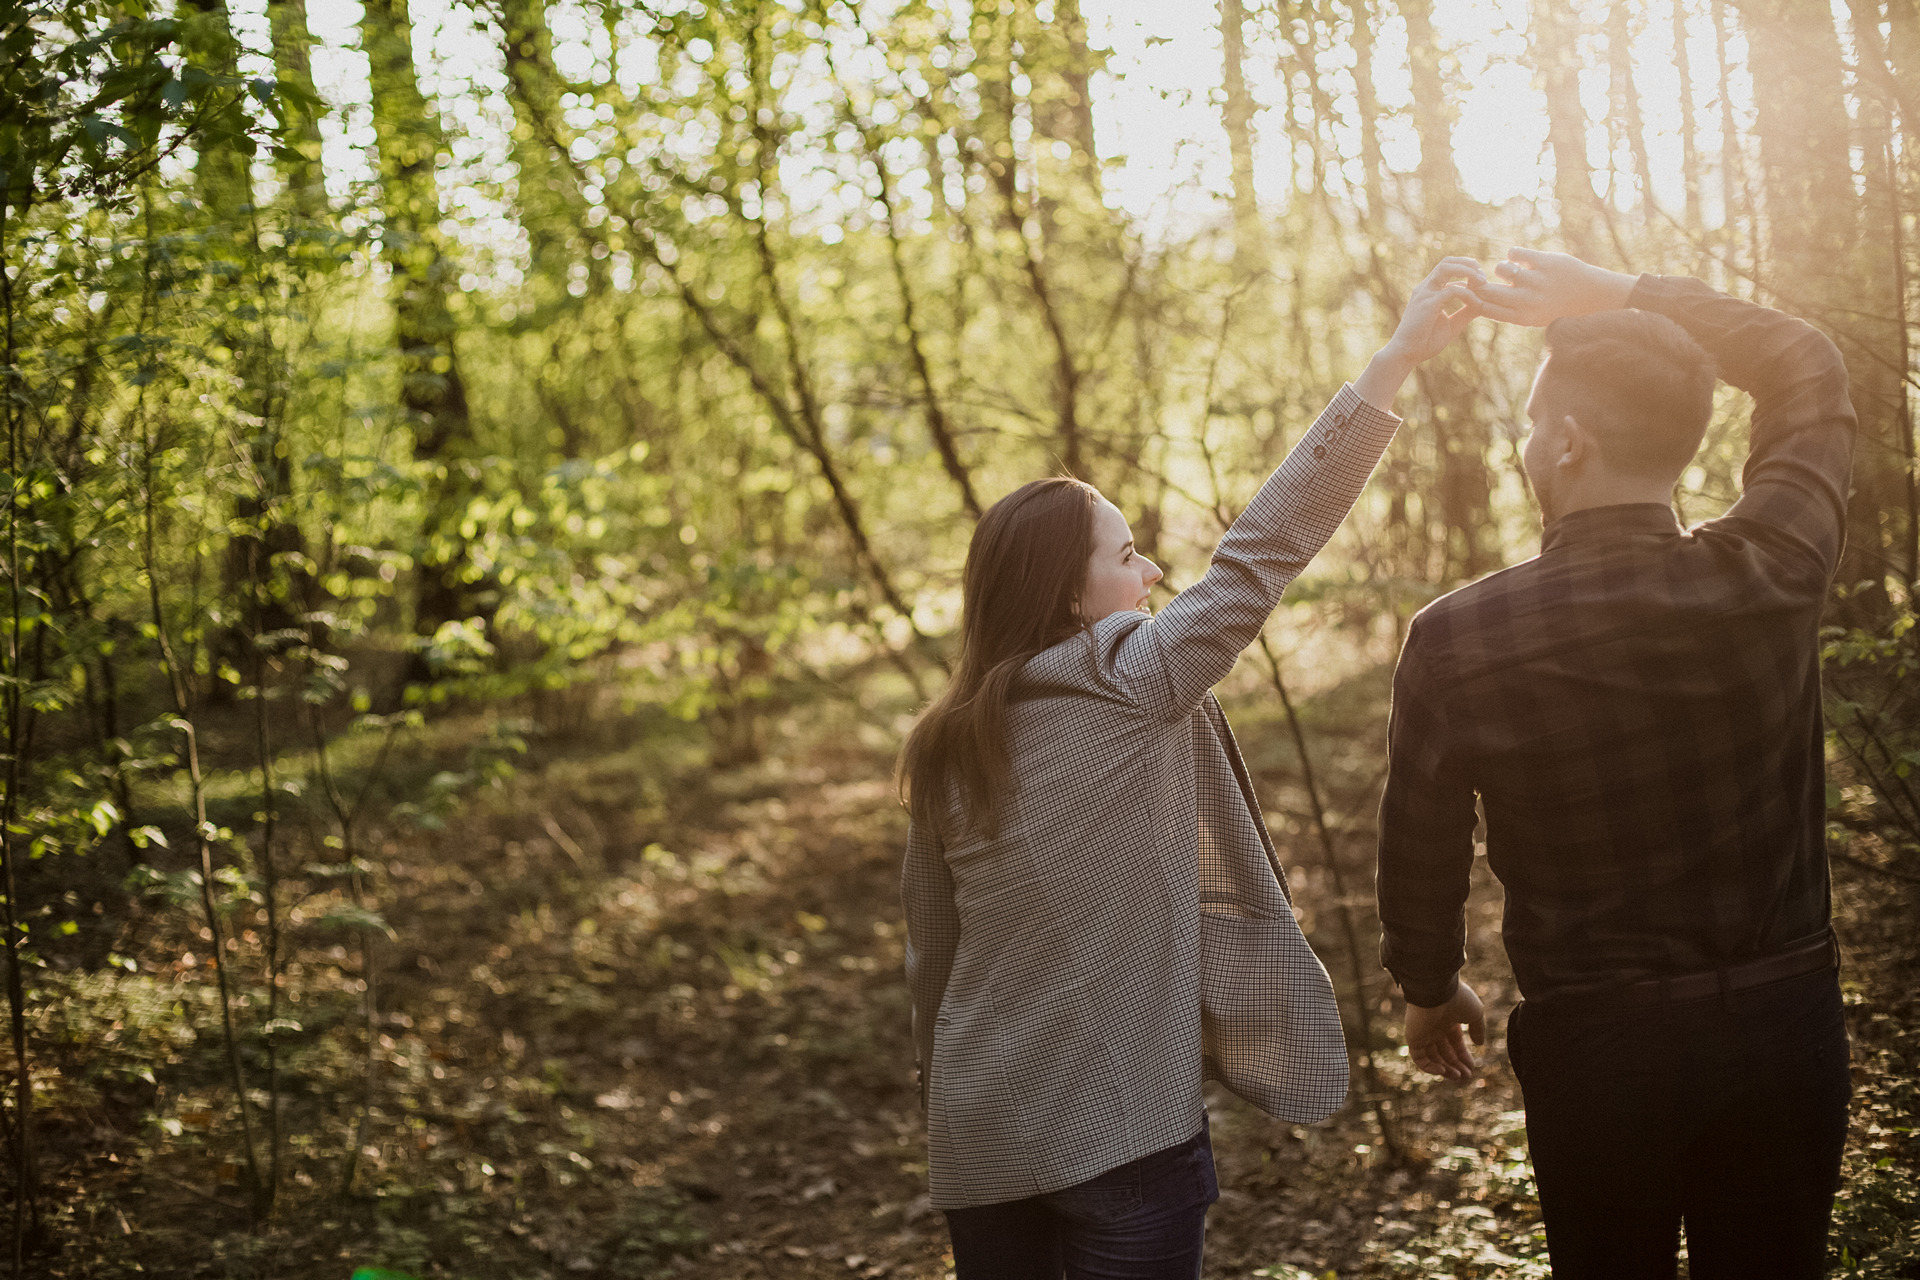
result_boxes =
[1507,965,1851,1280]
[944,1119,1219,1280]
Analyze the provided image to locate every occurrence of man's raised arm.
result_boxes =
[1477,250,1857,572]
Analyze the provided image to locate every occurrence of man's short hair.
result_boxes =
[1539,311,1718,479]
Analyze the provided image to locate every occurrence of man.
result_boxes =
[1375,249,1856,1279]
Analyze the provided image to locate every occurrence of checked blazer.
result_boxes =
[903,385,1398,1211]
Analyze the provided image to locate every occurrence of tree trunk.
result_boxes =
[1030,0,1099,167]
[361,0,488,649]
[1401,0,1463,228]
[184,0,308,678]
[1845,0,1920,588]
[969,0,1088,481]
[267,0,327,222]
[1865,0,1920,583]
[1401,0,1495,581]
[1531,0,1602,257]
[1875,0,1920,158]
[1713,0,1755,279]
[499,0,594,295]
[1736,0,1898,597]
[182,0,249,213]
[1608,0,1659,223]
[1219,0,1265,272]
[1673,0,1706,258]
[1350,0,1390,236]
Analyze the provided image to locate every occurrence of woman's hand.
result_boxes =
[1384,256,1489,365]
[1471,247,1637,327]
[1354,257,1487,409]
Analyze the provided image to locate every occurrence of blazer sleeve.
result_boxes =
[1109,385,1401,721]
[901,816,959,1109]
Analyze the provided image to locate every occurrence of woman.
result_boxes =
[899,260,1484,1279]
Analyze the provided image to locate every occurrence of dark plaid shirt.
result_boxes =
[1377,275,1857,1006]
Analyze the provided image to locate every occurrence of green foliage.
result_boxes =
[1365,1116,1552,1280]
[2,0,1917,1269]
[597,1188,708,1279]
[1824,590,1920,857]
[1831,1014,1920,1279]
[0,0,263,209]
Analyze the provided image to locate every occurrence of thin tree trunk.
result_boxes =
[252,565,284,1211]
[1609,0,1660,221]
[1892,138,1919,587]
[186,0,305,677]
[1889,0,1920,153]
[1848,0,1920,590]
[0,181,38,1275]
[970,0,1088,481]
[1401,0,1463,225]
[1351,0,1389,236]
[1712,0,1752,281]
[499,0,598,296]
[143,434,267,1222]
[1531,0,1601,257]
[1219,0,1265,272]
[1028,0,1106,256]
[183,0,249,212]
[309,709,398,1198]
[850,101,983,520]
[361,0,487,651]
[1030,0,1100,171]
[1402,0,1495,580]
[1736,0,1890,596]
[1257,639,1405,1165]
[1352,0,1432,581]
[267,0,328,221]
[1674,0,1707,261]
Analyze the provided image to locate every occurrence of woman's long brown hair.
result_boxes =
[897,478,1099,838]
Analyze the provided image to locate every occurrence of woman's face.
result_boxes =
[1080,498,1164,623]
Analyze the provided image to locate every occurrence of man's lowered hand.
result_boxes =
[1405,981,1486,1081]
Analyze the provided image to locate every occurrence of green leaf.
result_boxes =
[310,903,395,939]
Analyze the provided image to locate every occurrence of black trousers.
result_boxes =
[1507,965,1851,1280]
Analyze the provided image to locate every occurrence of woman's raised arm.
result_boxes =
[1110,260,1485,721]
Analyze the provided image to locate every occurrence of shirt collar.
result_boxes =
[1541,503,1684,554]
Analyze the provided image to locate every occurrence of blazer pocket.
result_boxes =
[1200,912,1349,1124]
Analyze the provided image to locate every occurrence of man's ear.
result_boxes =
[1558,414,1590,469]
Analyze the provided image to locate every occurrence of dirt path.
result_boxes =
[52,693,1548,1278]
[31,677,1914,1278]
[333,696,1542,1279]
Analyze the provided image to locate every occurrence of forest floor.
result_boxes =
[14,673,1919,1279]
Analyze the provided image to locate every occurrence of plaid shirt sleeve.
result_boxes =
[1376,619,1479,1008]
[902,817,959,1109]
[1627,274,1857,575]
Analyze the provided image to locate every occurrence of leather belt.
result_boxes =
[1538,929,1839,1011]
